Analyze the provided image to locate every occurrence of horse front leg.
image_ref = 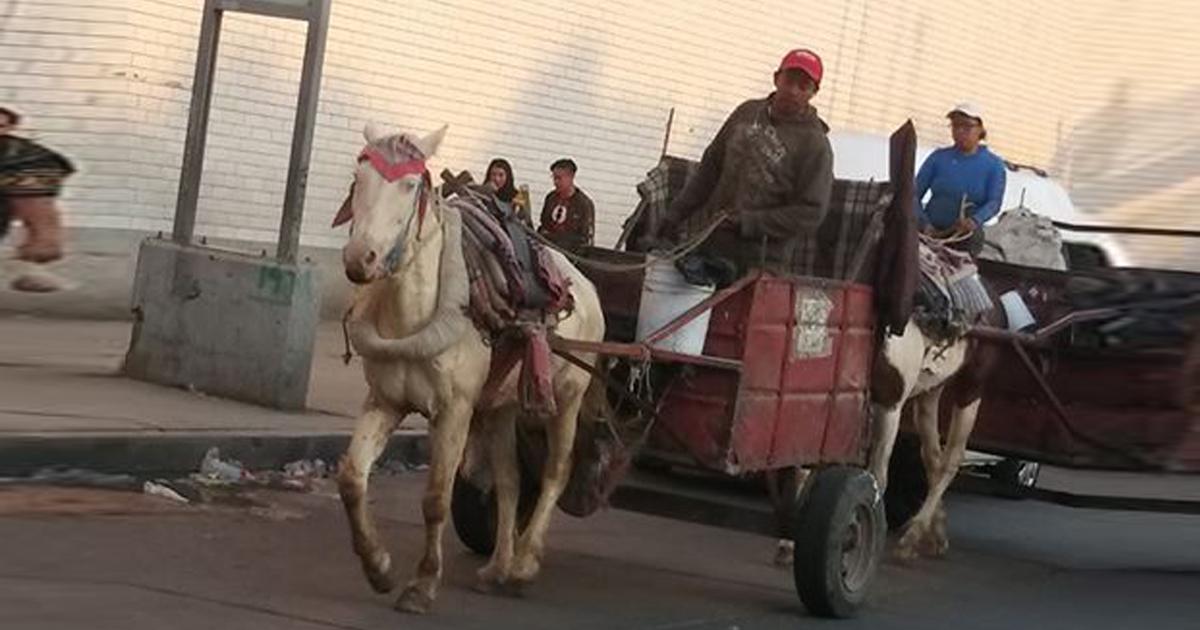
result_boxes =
[337,407,401,594]
[510,379,586,584]
[913,388,945,480]
[868,402,903,493]
[396,398,473,614]
[898,399,981,559]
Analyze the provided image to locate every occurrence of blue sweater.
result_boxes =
[914,145,1007,230]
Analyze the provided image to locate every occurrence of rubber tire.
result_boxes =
[451,475,499,556]
[792,466,886,619]
[451,473,540,557]
[883,432,928,531]
[989,459,1040,499]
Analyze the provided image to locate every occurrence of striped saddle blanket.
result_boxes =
[914,235,994,339]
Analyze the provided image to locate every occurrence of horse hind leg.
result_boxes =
[510,379,587,584]
[476,407,520,592]
[337,407,401,594]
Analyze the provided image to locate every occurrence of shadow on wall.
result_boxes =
[1050,79,1200,270]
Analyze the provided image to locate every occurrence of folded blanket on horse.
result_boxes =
[914,235,994,340]
[447,185,574,417]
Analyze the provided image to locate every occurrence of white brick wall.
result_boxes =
[1,0,1195,268]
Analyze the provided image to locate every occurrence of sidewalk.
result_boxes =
[0,317,427,476]
[2,317,1193,506]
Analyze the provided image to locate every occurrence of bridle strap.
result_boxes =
[381,171,435,275]
[359,147,426,182]
[354,144,435,276]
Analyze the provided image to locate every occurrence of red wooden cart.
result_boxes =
[528,263,885,618]
[448,126,921,619]
[450,186,903,617]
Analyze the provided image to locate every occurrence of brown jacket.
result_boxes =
[663,96,834,274]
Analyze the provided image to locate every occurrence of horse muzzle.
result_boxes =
[342,240,381,285]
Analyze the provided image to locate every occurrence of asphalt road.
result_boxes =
[0,474,1196,630]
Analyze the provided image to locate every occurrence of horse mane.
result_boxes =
[368,133,425,163]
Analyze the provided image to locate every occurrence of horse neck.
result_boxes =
[374,209,445,338]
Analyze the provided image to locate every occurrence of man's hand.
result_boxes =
[953,217,977,235]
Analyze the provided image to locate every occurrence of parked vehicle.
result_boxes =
[827,131,1132,269]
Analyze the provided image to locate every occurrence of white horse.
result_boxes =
[335,123,604,613]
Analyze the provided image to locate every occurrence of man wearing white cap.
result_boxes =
[913,102,1007,255]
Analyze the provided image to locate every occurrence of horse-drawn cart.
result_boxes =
[452,261,889,618]
[883,235,1200,527]
[449,153,912,617]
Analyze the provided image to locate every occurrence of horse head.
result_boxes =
[337,123,448,284]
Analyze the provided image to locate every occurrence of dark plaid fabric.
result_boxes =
[623,155,892,281]
[620,156,699,250]
[800,179,893,281]
[0,136,75,198]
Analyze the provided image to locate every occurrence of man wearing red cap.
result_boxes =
[653,49,834,280]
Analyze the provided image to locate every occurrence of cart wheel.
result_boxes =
[792,466,886,619]
[883,432,927,531]
[451,475,498,556]
[989,459,1039,498]
[451,474,539,557]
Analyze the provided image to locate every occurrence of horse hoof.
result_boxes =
[476,579,524,598]
[510,555,542,584]
[897,526,924,551]
[394,585,434,615]
[362,553,396,594]
[924,536,949,558]
[894,544,919,562]
[772,540,794,568]
[474,564,514,595]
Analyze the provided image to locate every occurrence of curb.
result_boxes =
[0,431,429,477]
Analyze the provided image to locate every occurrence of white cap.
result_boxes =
[947,101,984,122]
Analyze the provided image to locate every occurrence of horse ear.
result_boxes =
[332,184,354,227]
[363,122,387,144]
[415,124,448,158]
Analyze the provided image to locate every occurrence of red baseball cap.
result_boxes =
[777,48,823,86]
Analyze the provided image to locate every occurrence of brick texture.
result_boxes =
[1,0,1195,268]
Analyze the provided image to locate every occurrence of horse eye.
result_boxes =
[403,180,417,192]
